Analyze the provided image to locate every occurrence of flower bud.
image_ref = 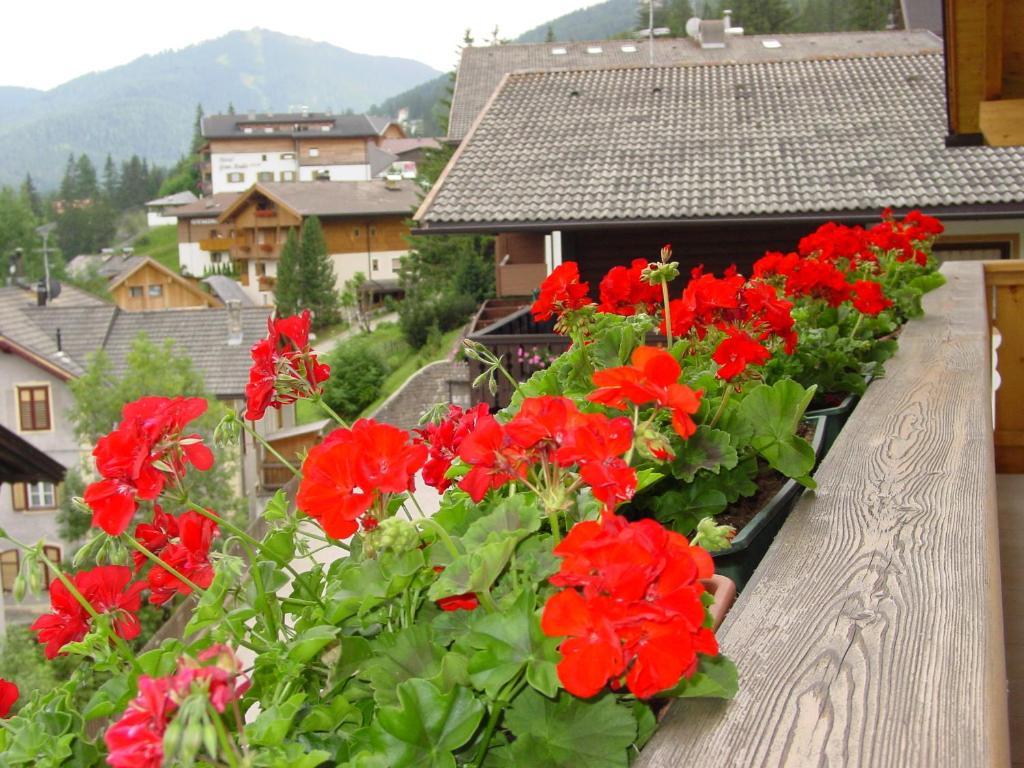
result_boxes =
[12,573,26,602]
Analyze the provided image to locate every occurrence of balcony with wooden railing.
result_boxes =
[198,236,239,252]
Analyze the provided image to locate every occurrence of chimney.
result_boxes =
[723,9,732,29]
[226,300,243,346]
[384,173,402,190]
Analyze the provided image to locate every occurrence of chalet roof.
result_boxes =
[202,275,255,307]
[219,180,419,222]
[203,112,399,140]
[1,285,271,398]
[0,424,65,484]
[175,192,242,220]
[417,52,1024,230]
[447,30,943,141]
[381,137,442,157]
[66,253,146,281]
[145,191,199,208]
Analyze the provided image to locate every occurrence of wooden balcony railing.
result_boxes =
[198,237,238,252]
[985,261,1024,473]
[636,261,1009,766]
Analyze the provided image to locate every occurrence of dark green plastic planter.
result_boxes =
[711,415,827,591]
[805,393,858,456]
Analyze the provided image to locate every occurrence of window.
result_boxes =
[369,225,377,236]
[261,154,268,161]
[11,481,57,510]
[281,152,295,160]
[308,147,320,157]
[17,385,51,431]
[129,286,143,298]
[371,258,379,272]
[280,171,296,181]
[256,262,267,277]
[227,172,245,183]
[0,546,60,593]
[210,252,223,264]
[148,284,164,297]
[257,171,274,182]
[243,127,253,134]
[313,170,330,181]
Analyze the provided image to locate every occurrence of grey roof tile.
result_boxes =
[420,52,1024,226]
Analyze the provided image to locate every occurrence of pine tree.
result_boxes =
[20,174,42,218]
[59,154,78,202]
[74,155,99,200]
[544,25,556,43]
[191,104,206,155]
[102,155,119,200]
[274,228,301,316]
[227,102,236,115]
[297,216,340,328]
[733,0,794,34]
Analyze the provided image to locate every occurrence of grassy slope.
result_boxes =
[132,225,179,272]
[296,325,464,425]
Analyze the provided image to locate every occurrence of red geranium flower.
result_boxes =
[541,514,718,699]
[457,413,529,502]
[712,326,771,381]
[589,346,702,440]
[415,403,490,492]
[437,593,481,612]
[143,510,219,605]
[30,565,145,659]
[297,419,426,539]
[245,309,331,421]
[105,675,175,768]
[0,678,17,718]
[850,279,893,316]
[597,259,662,316]
[84,396,214,536]
[531,262,593,322]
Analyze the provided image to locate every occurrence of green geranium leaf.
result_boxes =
[299,695,360,733]
[461,495,542,551]
[263,529,295,563]
[427,538,517,601]
[738,380,817,485]
[462,590,560,699]
[361,626,445,707]
[81,675,132,721]
[251,744,333,768]
[644,484,727,536]
[356,679,485,768]
[671,426,738,482]
[264,489,289,521]
[660,654,739,699]
[499,690,637,768]
[287,625,339,663]
[246,693,307,747]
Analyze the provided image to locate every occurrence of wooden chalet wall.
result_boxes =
[110,262,219,311]
[945,0,1024,144]
[323,216,409,254]
[296,138,367,165]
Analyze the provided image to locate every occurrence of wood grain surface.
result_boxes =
[636,262,1010,767]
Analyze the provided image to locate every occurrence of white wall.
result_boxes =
[298,165,371,182]
[940,217,1024,259]
[330,249,406,290]
[147,211,178,227]
[210,151,300,194]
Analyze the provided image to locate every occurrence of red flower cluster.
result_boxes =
[755,251,853,307]
[0,678,17,718]
[134,507,219,605]
[105,645,249,768]
[30,565,145,659]
[712,327,772,381]
[540,514,718,699]
[245,310,331,421]
[297,419,427,539]
[589,346,702,442]
[414,403,490,492]
[84,396,214,536]
[531,263,593,322]
[850,279,893,316]
[597,259,662,316]
[458,396,636,508]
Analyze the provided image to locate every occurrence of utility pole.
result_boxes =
[35,222,58,304]
[650,0,655,64]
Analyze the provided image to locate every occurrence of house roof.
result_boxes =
[104,256,221,308]
[203,112,399,140]
[446,30,944,141]
[0,424,65,484]
[0,285,271,398]
[66,253,146,281]
[175,192,242,220]
[381,137,443,157]
[417,51,1024,230]
[145,191,199,208]
[202,275,255,307]
[218,180,420,222]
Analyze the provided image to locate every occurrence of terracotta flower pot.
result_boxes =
[701,574,737,632]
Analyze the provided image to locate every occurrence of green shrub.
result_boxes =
[322,345,388,420]
[434,292,478,331]
[399,293,476,348]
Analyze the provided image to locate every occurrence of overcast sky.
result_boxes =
[2,0,600,90]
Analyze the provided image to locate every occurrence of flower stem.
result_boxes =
[477,589,499,613]
[472,671,527,768]
[418,518,460,560]
[661,280,673,347]
[849,312,864,339]
[708,386,733,429]
[547,510,562,545]
[124,535,206,595]
[237,417,299,476]
[312,395,349,428]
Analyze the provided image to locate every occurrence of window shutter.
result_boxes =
[34,390,50,430]
[18,391,32,430]
[0,550,18,592]
[11,483,26,511]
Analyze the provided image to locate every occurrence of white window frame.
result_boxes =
[15,383,53,433]
[27,481,56,509]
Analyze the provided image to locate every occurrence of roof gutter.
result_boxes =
[412,203,1024,235]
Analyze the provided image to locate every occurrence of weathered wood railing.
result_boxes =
[986,261,1024,473]
[637,262,1010,767]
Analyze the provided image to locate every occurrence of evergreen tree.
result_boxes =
[544,25,556,43]
[296,216,340,328]
[58,154,77,202]
[74,155,99,200]
[637,0,694,35]
[0,186,39,279]
[20,174,42,218]
[227,102,236,115]
[733,0,794,34]
[274,228,301,317]
[102,155,118,200]
[191,104,206,155]
[844,0,893,30]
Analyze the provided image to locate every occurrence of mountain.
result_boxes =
[371,74,451,136]
[0,29,440,189]
[514,0,637,43]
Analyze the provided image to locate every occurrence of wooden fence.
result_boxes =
[986,261,1024,473]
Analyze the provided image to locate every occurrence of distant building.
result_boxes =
[144,190,199,227]
[173,192,242,278]
[187,180,420,304]
[66,253,221,311]
[199,112,406,194]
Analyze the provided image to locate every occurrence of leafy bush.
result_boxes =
[322,344,388,420]
[399,292,476,348]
